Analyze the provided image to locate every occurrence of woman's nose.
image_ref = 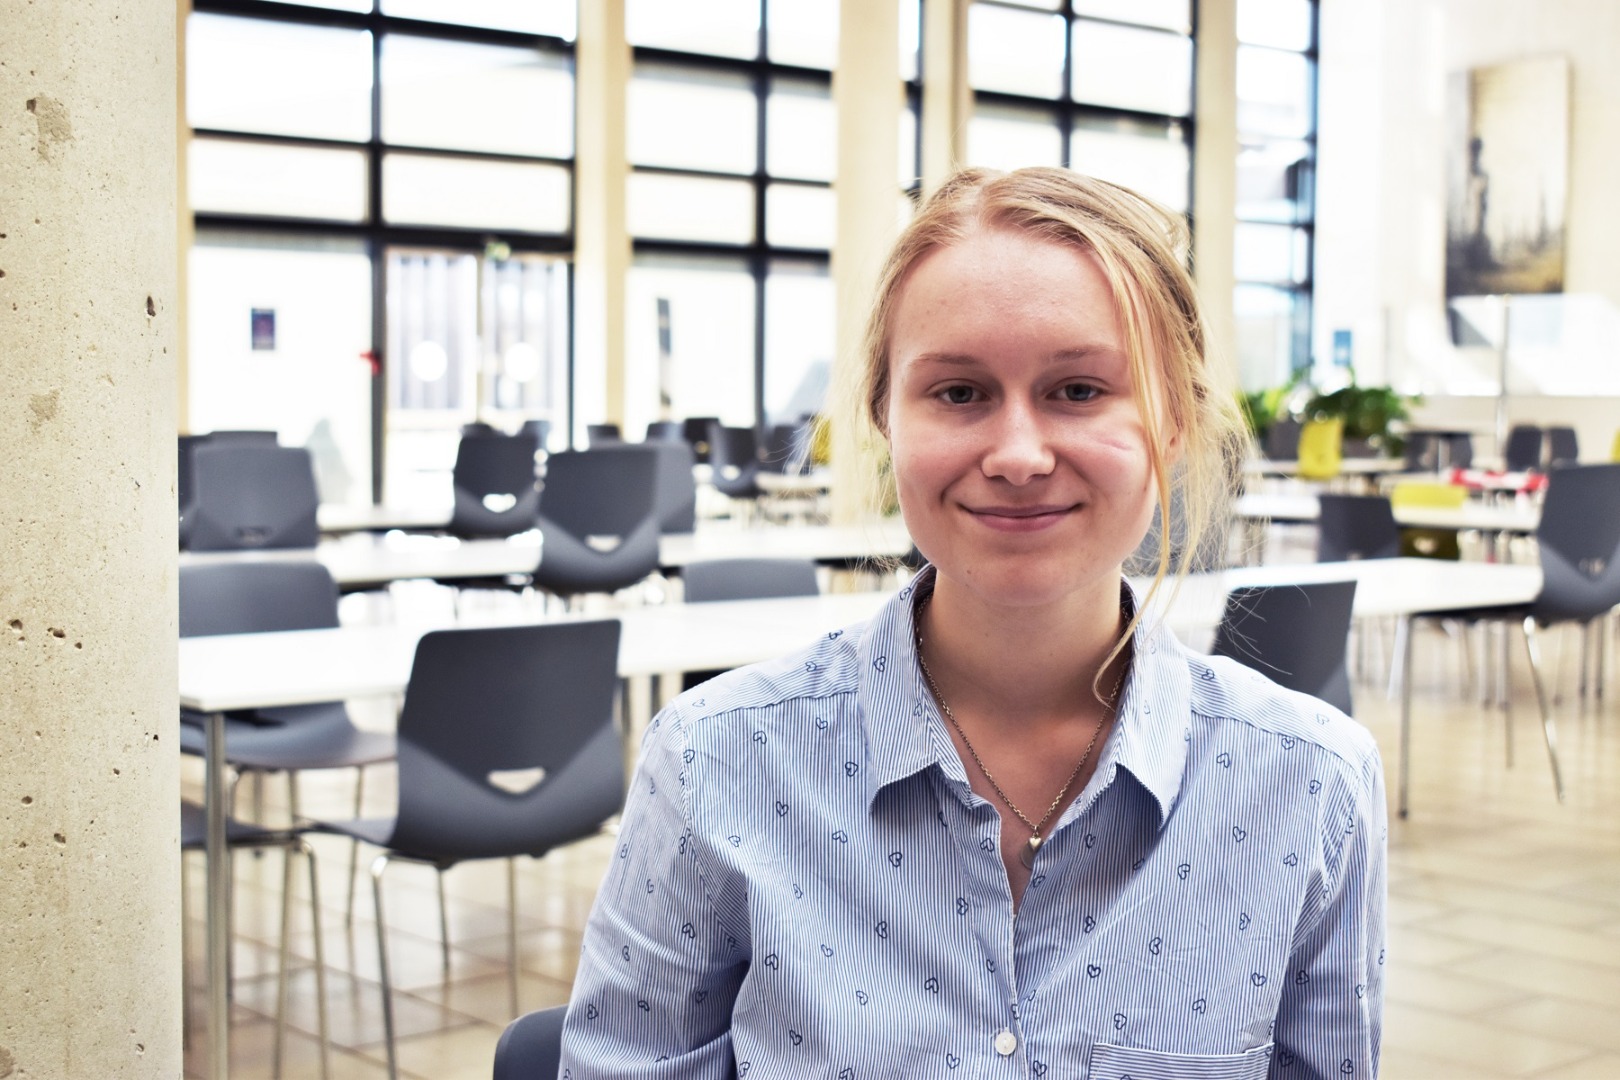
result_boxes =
[980,403,1056,485]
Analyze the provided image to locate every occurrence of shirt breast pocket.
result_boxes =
[1088,1041,1273,1080]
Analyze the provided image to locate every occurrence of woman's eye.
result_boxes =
[1062,383,1100,402]
[940,385,978,405]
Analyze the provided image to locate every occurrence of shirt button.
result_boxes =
[994,1030,1017,1056]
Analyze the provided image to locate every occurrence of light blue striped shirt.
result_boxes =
[561,574,1387,1079]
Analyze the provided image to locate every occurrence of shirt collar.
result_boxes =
[856,570,1192,827]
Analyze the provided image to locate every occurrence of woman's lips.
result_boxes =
[965,503,1077,532]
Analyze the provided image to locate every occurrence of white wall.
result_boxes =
[1315,0,1620,459]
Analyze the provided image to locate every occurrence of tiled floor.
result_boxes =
[181,594,1620,1079]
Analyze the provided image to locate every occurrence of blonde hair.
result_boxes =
[852,167,1248,676]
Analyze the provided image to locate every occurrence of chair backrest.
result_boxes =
[518,418,551,450]
[759,423,807,474]
[1296,418,1343,480]
[1402,431,1437,472]
[390,621,625,861]
[178,561,341,638]
[1444,432,1474,469]
[1503,424,1544,472]
[448,432,541,538]
[1211,580,1357,715]
[683,558,820,603]
[494,1005,566,1080]
[185,444,320,550]
[708,423,763,497]
[1316,494,1401,562]
[1264,416,1302,461]
[539,445,659,539]
[645,420,685,442]
[1531,463,1620,623]
[586,423,622,447]
[648,439,698,534]
[682,415,720,463]
[1546,425,1579,466]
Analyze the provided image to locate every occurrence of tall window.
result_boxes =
[1232,0,1318,388]
[623,0,921,440]
[185,1,576,503]
[963,0,1194,216]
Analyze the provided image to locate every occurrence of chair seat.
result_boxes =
[179,800,296,849]
[180,702,396,771]
[312,816,399,851]
[1414,601,1533,623]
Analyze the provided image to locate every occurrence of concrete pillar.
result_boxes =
[0,2,181,1077]
[830,0,902,525]
[920,0,971,197]
[1193,0,1239,383]
[575,0,632,441]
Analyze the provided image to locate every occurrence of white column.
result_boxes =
[920,0,971,197]
[0,1,181,1077]
[1193,0,1239,384]
[830,0,903,525]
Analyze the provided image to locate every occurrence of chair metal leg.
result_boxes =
[301,840,332,1080]
[370,853,400,1080]
[507,858,519,1018]
[346,768,365,927]
[288,770,301,827]
[437,869,451,977]
[181,850,192,1050]
[274,844,295,1079]
[1521,617,1568,802]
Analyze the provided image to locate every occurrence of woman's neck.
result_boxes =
[915,571,1129,731]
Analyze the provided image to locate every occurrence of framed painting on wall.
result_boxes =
[1444,55,1569,298]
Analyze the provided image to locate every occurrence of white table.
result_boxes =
[316,502,452,535]
[1243,457,1408,480]
[180,520,915,591]
[1234,492,1541,534]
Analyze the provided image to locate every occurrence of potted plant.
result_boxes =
[1303,383,1416,458]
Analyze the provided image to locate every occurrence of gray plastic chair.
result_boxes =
[708,422,765,506]
[448,431,541,538]
[185,443,320,550]
[649,439,698,534]
[683,415,720,463]
[1546,425,1579,466]
[494,1004,566,1080]
[1412,463,1620,802]
[311,620,625,1080]
[1503,424,1545,472]
[645,419,685,442]
[1263,416,1302,461]
[531,446,663,600]
[179,801,330,1078]
[1211,580,1358,715]
[1316,494,1402,562]
[586,422,622,446]
[682,558,820,690]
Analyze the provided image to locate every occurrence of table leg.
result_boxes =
[1397,614,1416,819]
[205,710,230,1078]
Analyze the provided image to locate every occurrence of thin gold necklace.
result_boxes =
[914,596,1124,870]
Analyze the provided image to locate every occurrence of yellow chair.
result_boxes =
[1609,429,1620,462]
[1389,480,1468,509]
[1296,417,1344,481]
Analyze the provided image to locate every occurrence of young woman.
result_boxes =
[560,168,1387,1079]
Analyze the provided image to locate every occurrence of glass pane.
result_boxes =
[383,0,577,40]
[188,236,374,508]
[1234,284,1309,388]
[382,155,571,232]
[1237,46,1313,137]
[625,256,757,441]
[1071,21,1191,116]
[767,79,835,181]
[968,4,1065,98]
[966,104,1063,170]
[385,251,478,505]
[1235,222,1310,284]
[626,0,760,59]
[765,261,834,425]
[1237,137,1313,224]
[187,14,373,141]
[381,36,574,158]
[482,257,571,426]
[629,65,758,174]
[768,0,837,68]
[766,184,835,249]
[1237,0,1312,50]
[628,173,756,243]
[1072,0,1190,33]
[899,0,921,82]
[1070,119,1189,212]
[190,138,369,221]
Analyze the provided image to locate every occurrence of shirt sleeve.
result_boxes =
[1271,744,1388,1080]
[558,705,748,1078]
